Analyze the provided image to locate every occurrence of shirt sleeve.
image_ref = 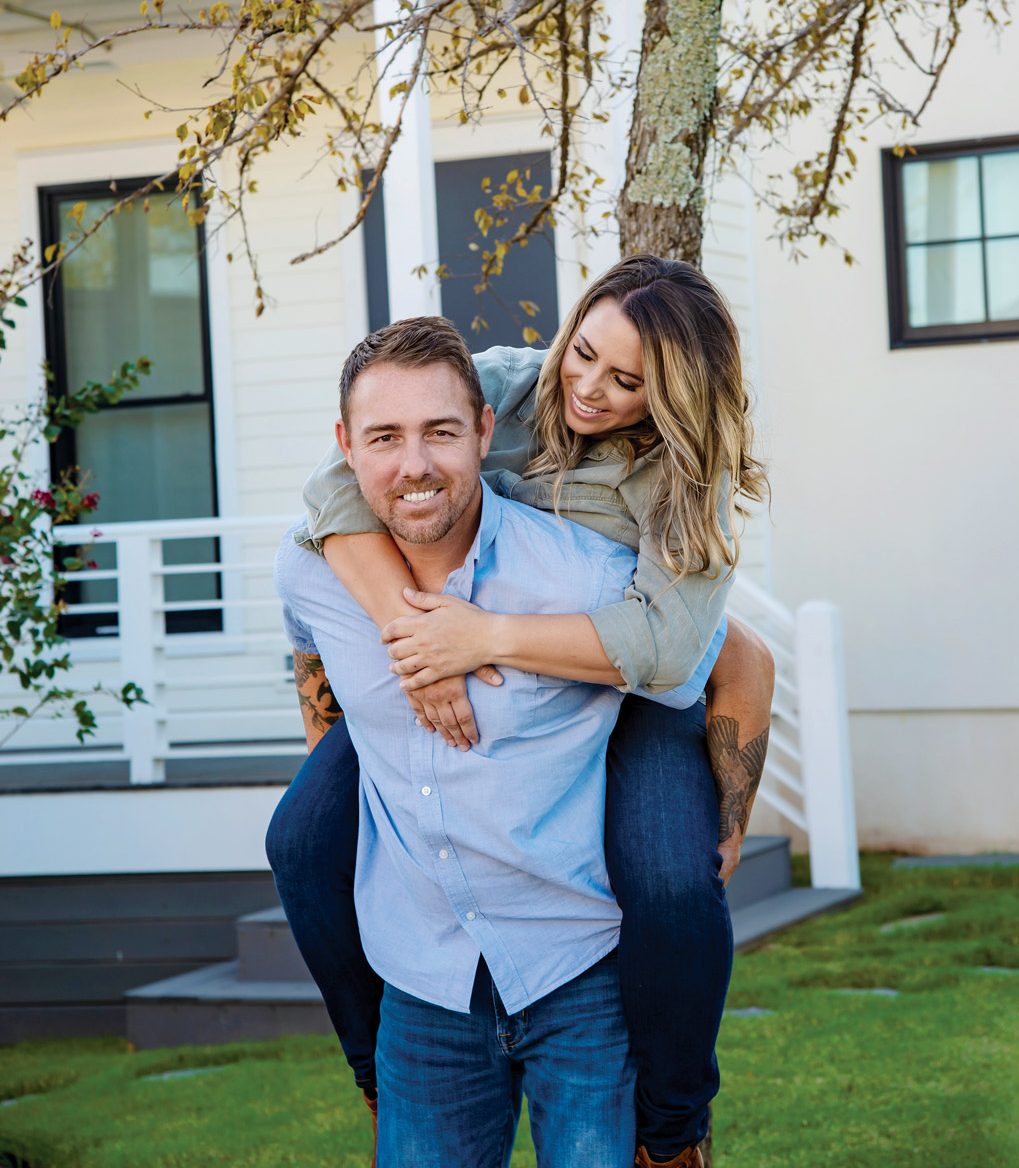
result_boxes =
[634,615,728,709]
[588,464,735,692]
[298,440,386,551]
[273,533,322,655]
[588,533,731,693]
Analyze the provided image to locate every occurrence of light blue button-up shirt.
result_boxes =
[275,481,723,1015]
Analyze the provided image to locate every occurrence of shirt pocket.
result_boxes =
[468,671,538,755]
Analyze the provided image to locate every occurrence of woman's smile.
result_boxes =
[560,298,647,435]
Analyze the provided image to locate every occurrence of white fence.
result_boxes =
[0,516,859,889]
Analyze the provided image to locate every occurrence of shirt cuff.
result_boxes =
[587,599,659,693]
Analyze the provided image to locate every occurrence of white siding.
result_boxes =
[751,11,1019,850]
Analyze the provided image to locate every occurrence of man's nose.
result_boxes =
[399,437,432,479]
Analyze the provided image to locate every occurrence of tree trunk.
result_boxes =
[618,0,721,265]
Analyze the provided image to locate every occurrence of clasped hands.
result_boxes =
[382,587,503,751]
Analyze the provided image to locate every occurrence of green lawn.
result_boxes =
[1,855,1016,1167]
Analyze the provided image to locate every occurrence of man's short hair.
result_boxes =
[339,316,484,428]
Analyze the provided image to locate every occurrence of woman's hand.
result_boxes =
[382,588,502,690]
[405,670,503,750]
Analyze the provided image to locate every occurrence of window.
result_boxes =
[40,178,221,636]
[363,152,559,346]
[883,136,1019,347]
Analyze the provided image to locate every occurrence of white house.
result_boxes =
[0,0,1013,1041]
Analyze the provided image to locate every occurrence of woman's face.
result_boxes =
[560,297,647,436]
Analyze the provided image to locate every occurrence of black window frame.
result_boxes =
[39,176,222,638]
[882,133,1019,349]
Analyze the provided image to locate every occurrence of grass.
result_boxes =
[1,854,1016,1167]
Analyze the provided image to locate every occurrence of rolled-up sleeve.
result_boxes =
[297,441,386,551]
[588,527,732,693]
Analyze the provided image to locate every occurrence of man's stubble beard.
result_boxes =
[371,475,480,546]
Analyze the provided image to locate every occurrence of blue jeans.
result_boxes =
[376,953,635,1168]
[266,696,731,1156]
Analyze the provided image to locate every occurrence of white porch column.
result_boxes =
[373,0,441,320]
[795,600,861,889]
[118,533,167,785]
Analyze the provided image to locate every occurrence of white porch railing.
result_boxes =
[0,516,859,890]
[729,577,860,890]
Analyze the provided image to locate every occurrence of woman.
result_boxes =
[267,256,773,1168]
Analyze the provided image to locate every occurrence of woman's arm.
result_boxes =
[383,533,729,693]
[384,590,624,686]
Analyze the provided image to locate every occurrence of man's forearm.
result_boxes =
[294,649,343,751]
[704,619,775,878]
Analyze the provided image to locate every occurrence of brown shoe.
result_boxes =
[635,1145,704,1168]
[363,1091,378,1168]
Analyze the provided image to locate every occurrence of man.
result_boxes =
[272,318,736,1167]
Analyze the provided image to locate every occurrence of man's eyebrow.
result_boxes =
[576,331,644,383]
[360,416,469,437]
[422,416,469,429]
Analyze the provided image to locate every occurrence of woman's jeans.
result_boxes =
[266,694,732,1158]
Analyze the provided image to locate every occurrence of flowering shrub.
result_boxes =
[0,292,148,746]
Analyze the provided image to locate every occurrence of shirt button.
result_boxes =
[439,849,449,860]
[465,911,476,921]
[420,786,431,796]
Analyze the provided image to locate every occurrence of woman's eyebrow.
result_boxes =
[577,332,643,383]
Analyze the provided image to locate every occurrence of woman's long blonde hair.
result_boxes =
[524,254,768,580]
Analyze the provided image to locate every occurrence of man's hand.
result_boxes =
[717,830,743,886]
[383,589,497,689]
[406,670,503,750]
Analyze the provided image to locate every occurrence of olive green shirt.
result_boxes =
[298,345,731,693]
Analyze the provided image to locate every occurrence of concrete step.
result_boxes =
[125,961,331,1049]
[731,885,861,949]
[725,835,791,911]
[237,906,312,983]
[125,883,862,1048]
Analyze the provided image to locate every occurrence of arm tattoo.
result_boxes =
[707,715,770,844]
[293,650,343,740]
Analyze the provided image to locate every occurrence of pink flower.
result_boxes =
[31,488,56,509]
[80,491,101,511]
[85,560,99,570]
[90,528,103,539]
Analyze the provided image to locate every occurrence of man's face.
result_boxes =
[337,361,494,547]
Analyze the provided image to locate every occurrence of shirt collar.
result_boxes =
[443,478,503,598]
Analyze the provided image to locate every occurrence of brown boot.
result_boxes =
[363,1091,378,1168]
[634,1145,704,1168]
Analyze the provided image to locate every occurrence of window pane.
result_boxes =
[905,241,985,327]
[902,157,981,244]
[57,193,206,402]
[435,154,559,347]
[986,238,1019,321]
[74,402,215,523]
[70,403,218,614]
[982,151,1019,237]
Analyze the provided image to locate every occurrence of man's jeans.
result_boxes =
[376,952,636,1168]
